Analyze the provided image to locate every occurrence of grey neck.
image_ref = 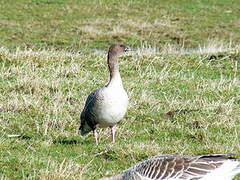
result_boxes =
[106,52,123,87]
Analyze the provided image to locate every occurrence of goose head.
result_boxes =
[108,44,130,57]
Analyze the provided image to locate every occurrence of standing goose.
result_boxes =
[79,44,129,144]
[99,153,240,180]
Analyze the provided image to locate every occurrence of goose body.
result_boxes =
[80,44,129,144]
[99,153,240,180]
[83,84,128,128]
[93,88,128,127]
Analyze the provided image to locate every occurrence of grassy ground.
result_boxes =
[1,46,240,179]
[0,0,240,50]
[1,0,240,179]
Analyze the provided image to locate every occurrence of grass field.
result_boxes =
[0,0,240,179]
[1,0,240,50]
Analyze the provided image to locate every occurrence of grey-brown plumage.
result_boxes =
[99,153,240,180]
[79,44,129,144]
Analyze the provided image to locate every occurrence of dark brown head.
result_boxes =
[108,44,129,57]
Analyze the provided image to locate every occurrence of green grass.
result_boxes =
[1,0,240,179]
[0,0,240,50]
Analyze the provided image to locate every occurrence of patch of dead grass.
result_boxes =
[39,159,83,180]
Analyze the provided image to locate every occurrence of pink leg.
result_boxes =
[110,126,116,143]
[93,129,98,145]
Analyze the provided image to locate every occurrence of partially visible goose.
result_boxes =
[79,44,129,144]
[99,153,240,180]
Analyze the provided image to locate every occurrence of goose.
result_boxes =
[79,44,129,144]
[99,153,240,180]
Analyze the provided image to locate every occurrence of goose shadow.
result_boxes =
[53,138,91,145]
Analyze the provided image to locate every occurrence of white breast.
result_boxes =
[95,86,128,127]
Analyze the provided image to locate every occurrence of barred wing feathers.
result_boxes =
[123,154,240,180]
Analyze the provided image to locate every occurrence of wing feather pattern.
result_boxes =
[80,89,101,132]
[123,154,236,180]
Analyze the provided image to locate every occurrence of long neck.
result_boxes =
[106,52,123,87]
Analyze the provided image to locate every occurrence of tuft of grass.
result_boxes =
[0,45,240,179]
[39,159,83,180]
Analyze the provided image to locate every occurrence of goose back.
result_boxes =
[100,154,240,180]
